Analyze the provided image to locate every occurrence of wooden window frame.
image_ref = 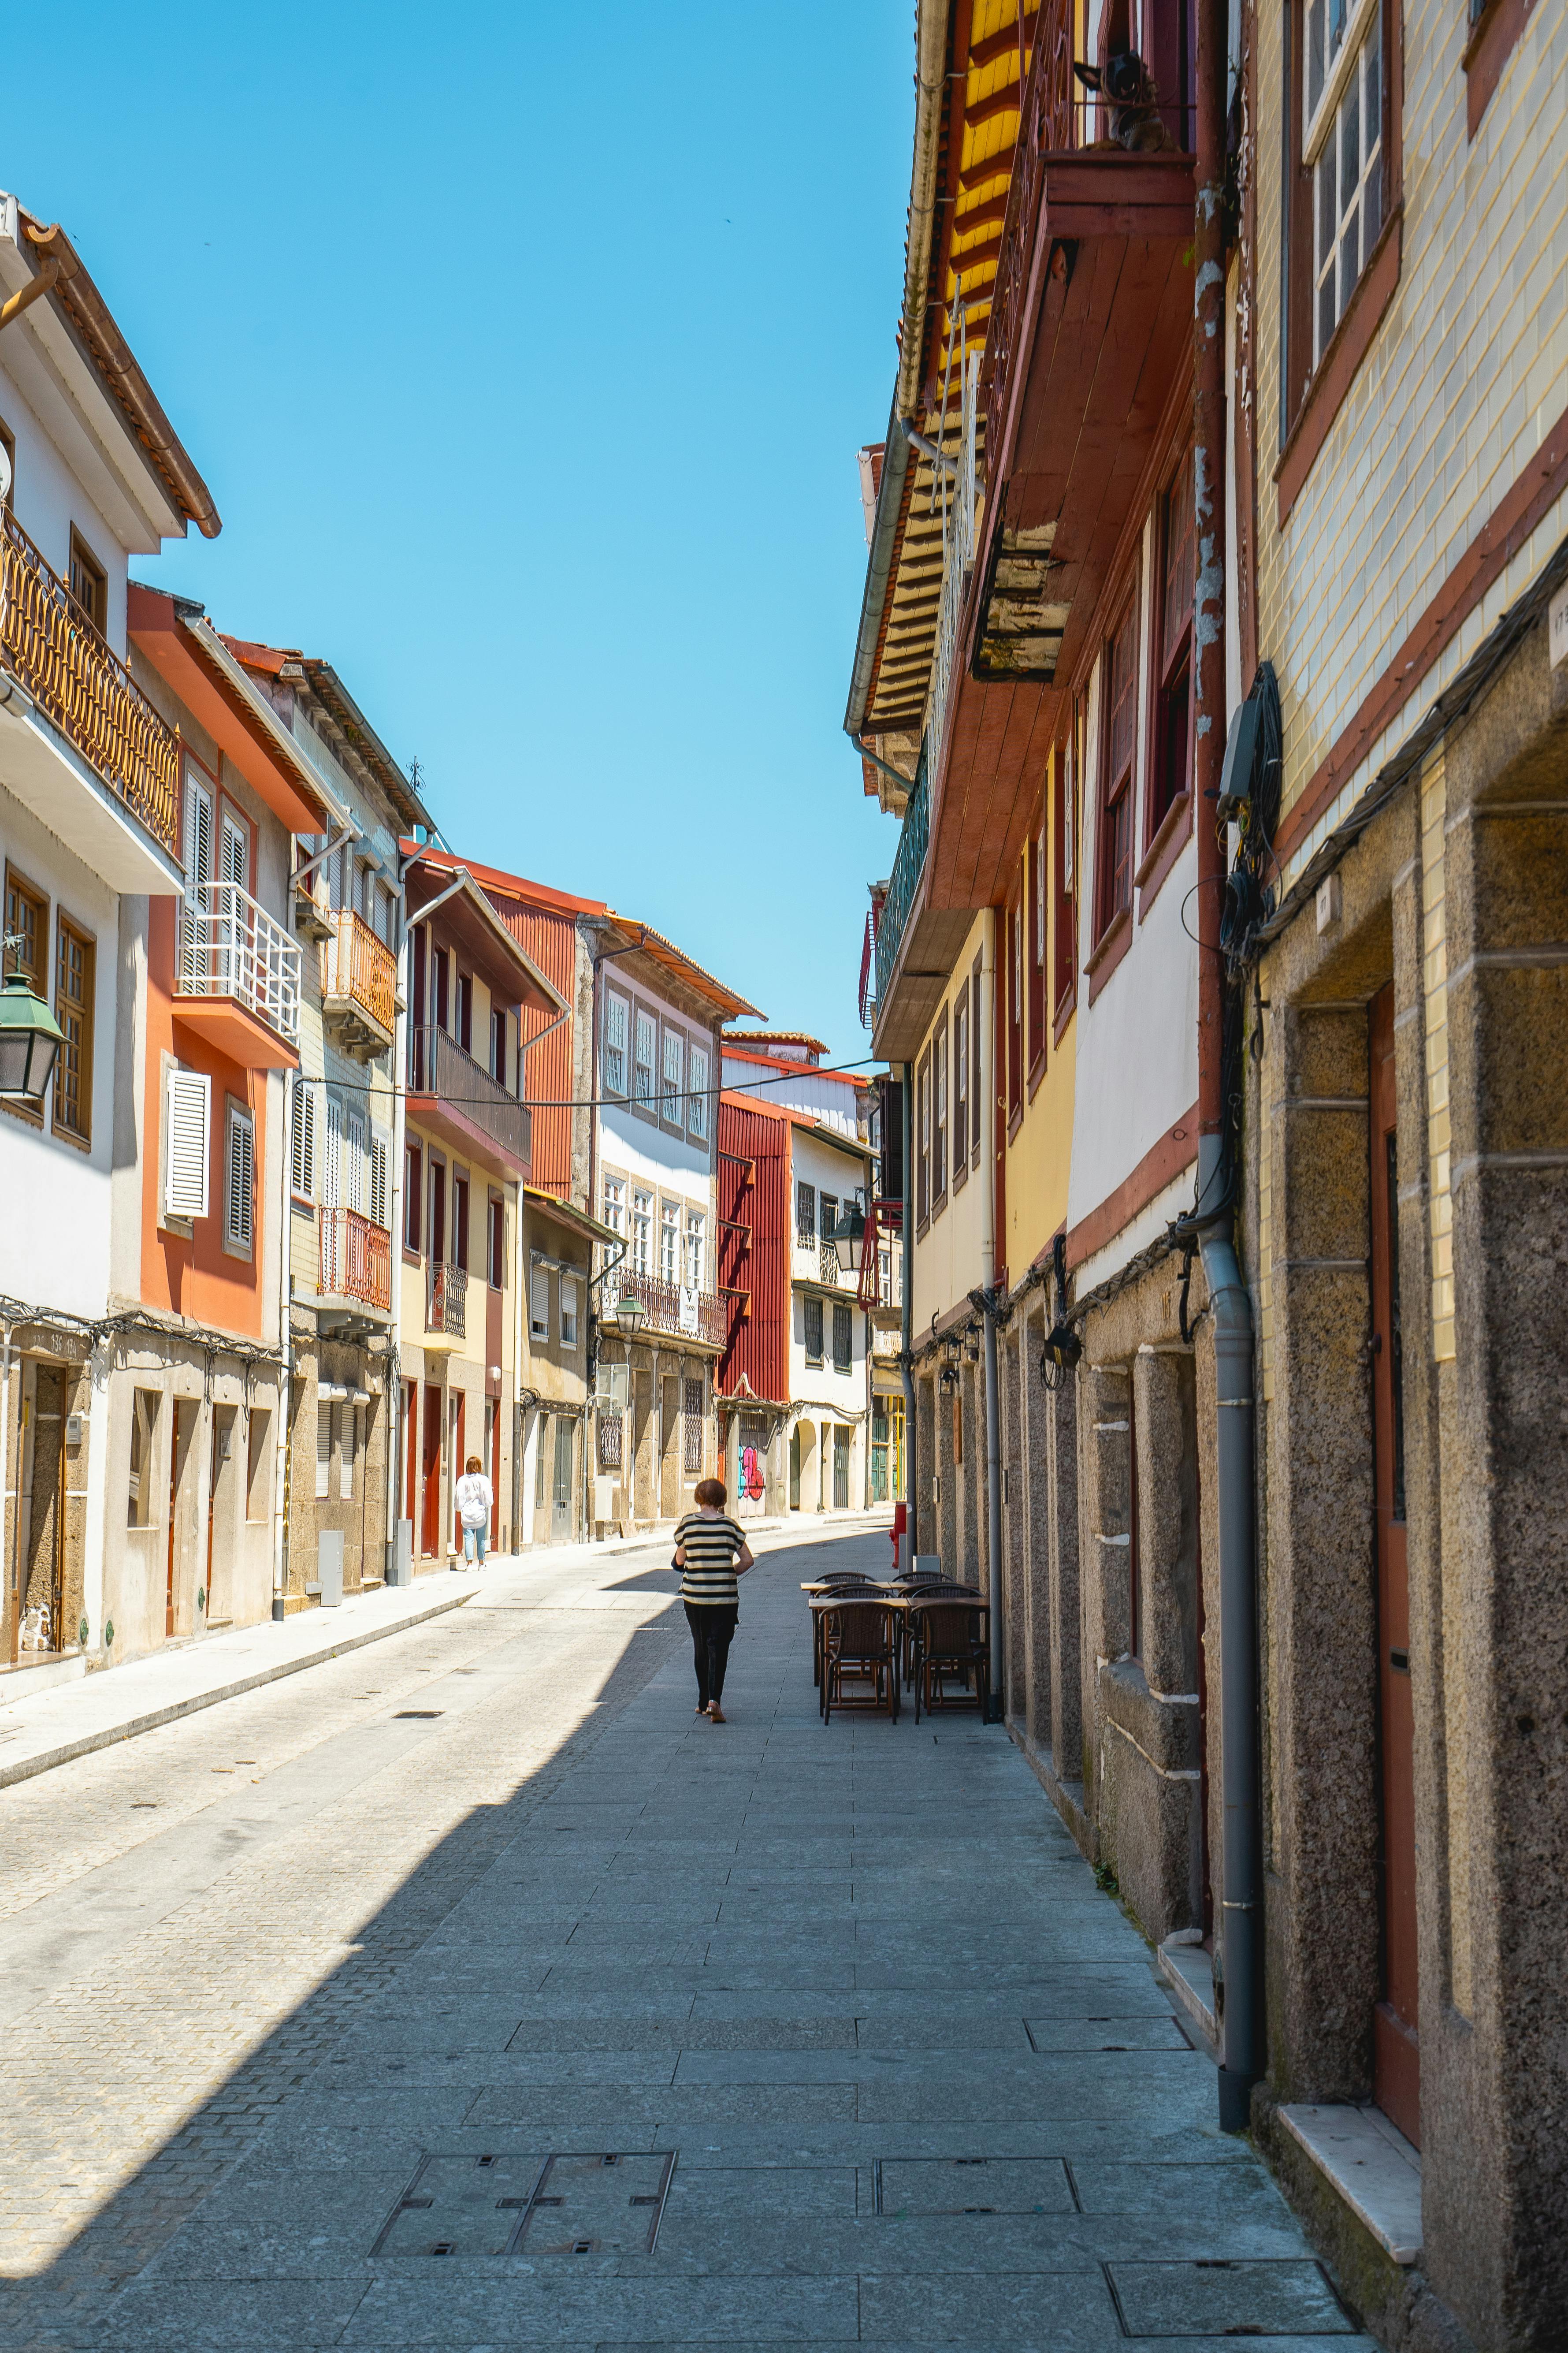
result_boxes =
[831,1299,853,1375]
[52,913,95,1149]
[796,1180,816,1248]
[1138,449,1197,915]
[602,984,631,1100]
[687,1043,710,1141]
[952,991,970,1195]
[915,1050,931,1233]
[3,864,49,1131]
[659,1020,685,1135]
[1053,730,1078,1034]
[403,1140,422,1257]
[453,1168,471,1272]
[490,1005,507,1087]
[932,1010,948,1215]
[1092,588,1140,957]
[1464,0,1536,138]
[631,1001,658,1120]
[67,526,108,637]
[487,1193,505,1290]
[1027,819,1047,1093]
[455,970,474,1057]
[1005,891,1025,1136]
[804,1292,825,1369]
[970,961,983,1167]
[1277,0,1404,524]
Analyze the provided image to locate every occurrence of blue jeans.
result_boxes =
[463,1526,489,1563]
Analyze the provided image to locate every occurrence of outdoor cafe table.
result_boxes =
[803,1581,988,1699]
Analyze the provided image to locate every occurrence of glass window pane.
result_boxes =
[1339,80,1360,220]
[1308,0,1326,119]
[1339,203,1360,316]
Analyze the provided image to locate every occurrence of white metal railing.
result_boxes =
[178,879,302,1045]
[924,349,981,783]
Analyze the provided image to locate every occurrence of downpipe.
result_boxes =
[900,1060,917,1560]
[982,1293,1003,1720]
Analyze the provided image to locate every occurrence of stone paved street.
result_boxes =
[0,1527,1371,2350]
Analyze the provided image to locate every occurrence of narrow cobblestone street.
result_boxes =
[0,1528,1368,2350]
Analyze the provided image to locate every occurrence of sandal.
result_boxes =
[708,1704,726,1724]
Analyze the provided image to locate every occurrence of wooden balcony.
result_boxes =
[318,1207,392,1313]
[0,507,182,888]
[321,909,397,1061]
[607,1270,727,1351]
[407,1022,531,1179]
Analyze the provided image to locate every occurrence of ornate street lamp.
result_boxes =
[614,1285,647,1339]
[0,966,64,1104]
[829,1197,866,1275]
[963,1324,981,1363]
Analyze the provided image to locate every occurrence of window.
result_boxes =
[1054,730,1078,1015]
[1148,455,1196,846]
[530,1262,550,1340]
[345,1109,368,1216]
[490,1006,507,1087]
[433,945,450,1032]
[661,1025,683,1123]
[456,971,473,1055]
[165,1069,210,1221]
[371,1133,390,1229]
[293,1087,316,1203]
[659,1199,679,1284]
[684,1377,703,1474]
[52,916,93,1143]
[128,1389,159,1526]
[1027,824,1046,1072]
[602,990,629,1097]
[316,1400,333,1501]
[220,809,249,895]
[341,1402,357,1501]
[428,1156,446,1263]
[1007,897,1024,1116]
[632,1187,653,1274]
[246,1407,271,1521]
[602,1171,625,1236]
[952,994,970,1187]
[3,867,45,990]
[684,1208,705,1291]
[1096,593,1139,938]
[687,1046,710,1140]
[804,1295,824,1367]
[633,1009,657,1106]
[561,1275,579,1347]
[796,1182,816,1247]
[487,1195,505,1288]
[916,1052,931,1227]
[323,1095,343,1211]
[970,963,983,1162]
[535,1417,548,1507]
[933,1017,948,1203]
[224,1103,255,1252]
[403,1140,421,1250]
[68,528,107,634]
[832,1300,852,1374]
[453,1172,470,1270]
[1306,0,1382,367]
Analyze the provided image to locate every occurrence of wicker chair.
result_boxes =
[907,1593,989,1722]
[820,1596,901,1723]
[810,1580,885,1689]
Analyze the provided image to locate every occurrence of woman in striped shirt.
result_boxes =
[674,1478,755,1724]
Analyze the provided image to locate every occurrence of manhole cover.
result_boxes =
[1106,2259,1353,2336]
[372,2152,675,2258]
[875,2158,1074,2216]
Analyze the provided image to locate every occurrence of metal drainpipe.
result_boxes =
[271,1070,294,1621]
[1193,0,1260,2135]
[899,1061,916,1562]
[978,912,1004,1718]
[983,1296,1003,1720]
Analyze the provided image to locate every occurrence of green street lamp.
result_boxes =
[615,1285,647,1338]
[829,1198,866,1275]
[0,968,64,1104]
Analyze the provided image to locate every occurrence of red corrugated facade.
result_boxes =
[716,1095,790,1407]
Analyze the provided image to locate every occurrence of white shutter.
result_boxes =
[225,1106,254,1249]
[370,1134,389,1229]
[315,1402,332,1500]
[323,1096,343,1209]
[221,813,248,891]
[165,1069,210,1220]
[688,1047,709,1138]
[180,776,213,984]
[560,1276,578,1344]
[346,1111,367,1214]
[531,1263,550,1337]
[291,1085,316,1200]
[341,1404,357,1500]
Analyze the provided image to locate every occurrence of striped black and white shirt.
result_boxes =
[675,1511,747,1606]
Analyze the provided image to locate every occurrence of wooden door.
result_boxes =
[487,1398,501,1545]
[420,1381,442,1556]
[450,1391,466,1553]
[1370,982,1419,2145]
[632,1371,651,1522]
[166,1400,192,1636]
[24,1365,65,1653]
[660,1377,680,1518]
[207,1407,236,1627]
[552,1416,574,1541]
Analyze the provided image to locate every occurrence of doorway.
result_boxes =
[832,1424,850,1510]
[789,1423,801,1509]
[166,1400,195,1636]
[207,1406,238,1627]
[420,1381,442,1557]
[551,1416,574,1541]
[449,1390,466,1554]
[1370,981,1419,2145]
[660,1375,680,1518]
[631,1370,652,1522]
[487,1397,501,1546]
[22,1364,66,1654]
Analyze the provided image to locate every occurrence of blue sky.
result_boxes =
[7,2,913,1065]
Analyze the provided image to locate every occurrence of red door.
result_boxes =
[450,1391,466,1553]
[420,1381,442,1558]
[487,1398,501,1546]
[1370,983,1419,2144]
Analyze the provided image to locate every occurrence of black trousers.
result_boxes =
[686,1603,738,1708]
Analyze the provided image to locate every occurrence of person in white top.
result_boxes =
[454,1454,494,1567]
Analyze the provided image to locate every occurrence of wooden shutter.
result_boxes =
[315,1402,332,1499]
[531,1263,550,1337]
[221,812,248,891]
[291,1085,315,1200]
[180,775,213,984]
[346,1110,368,1214]
[371,1134,389,1229]
[165,1069,210,1220]
[323,1095,343,1209]
[225,1106,255,1249]
[341,1403,356,1500]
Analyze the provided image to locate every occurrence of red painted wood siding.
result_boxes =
[717,1096,790,1407]
[483,891,579,1199]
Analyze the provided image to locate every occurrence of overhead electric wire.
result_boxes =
[285,1054,885,1111]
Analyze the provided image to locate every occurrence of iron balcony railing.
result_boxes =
[924,349,981,788]
[319,1206,392,1311]
[0,506,180,856]
[322,908,397,1035]
[609,1269,727,1348]
[426,1258,467,1337]
[873,752,929,1003]
[178,879,302,1044]
[407,1022,531,1169]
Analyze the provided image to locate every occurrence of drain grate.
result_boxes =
[873,2156,1075,2217]
[372,2152,676,2258]
[394,1710,444,1719]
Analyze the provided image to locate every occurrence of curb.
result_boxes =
[0,1585,476,1792]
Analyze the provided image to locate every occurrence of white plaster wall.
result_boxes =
[0,784,123,1320]
[0,357,132,654]
[722,1055,860,1137]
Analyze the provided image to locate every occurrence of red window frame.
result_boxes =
[1027,820,1046,1086]
[403,1142,422,1255]
[1144,449,1195,860]
[1005,892,1024,1126]
[1095,590,1140,945]
[1053,727,1078,1024]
